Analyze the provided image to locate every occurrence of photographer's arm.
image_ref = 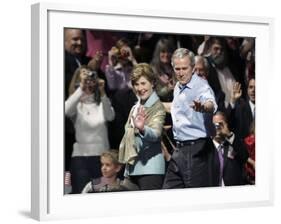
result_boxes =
[88,51,103,71]
[65,87,83,117]
[99,79,115,121]
[125,46,137,66]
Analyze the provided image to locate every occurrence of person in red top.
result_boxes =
[244,122,255,184]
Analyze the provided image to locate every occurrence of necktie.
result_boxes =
[218,144,224,186]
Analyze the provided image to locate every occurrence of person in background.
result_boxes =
[64,29,105,193]
[64,29,91,185]
[150,37,176,163]
[212,111,253,186]
[193,55,209,80]
[65,66,115,193]
[194,55,231,115]
[244,121,255,184]
[229,78,255,139]
[105,38,137,95]
[65,29,104,99]
[150,37,176,102]
[204,37,245,109]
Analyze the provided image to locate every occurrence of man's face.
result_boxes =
[210,42,223,58]
[173,56,193,85]
[194,61,208,79]
[64,29,85,56]
[247,79,255,103]
[210,41,225,67]
[213,114,228,140]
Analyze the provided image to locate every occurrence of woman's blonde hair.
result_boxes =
[130,63,156,87]
[68,65,89,96]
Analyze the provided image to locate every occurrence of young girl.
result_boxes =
[82,150,123,193]
[65,65,115,193]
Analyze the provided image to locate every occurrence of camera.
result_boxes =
[85,71,97,81]
[84,71,98,92]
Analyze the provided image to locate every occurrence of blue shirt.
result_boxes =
[171,74,217,141]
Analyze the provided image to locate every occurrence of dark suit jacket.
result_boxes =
[206,48,246,93]
[214,136,249,186]
[64,51,91,99]
[206,56,246,109]
[230,99,254,139]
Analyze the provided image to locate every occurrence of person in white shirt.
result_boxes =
[65,65,115,193]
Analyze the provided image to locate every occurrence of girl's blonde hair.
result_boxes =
[101,150,121,165]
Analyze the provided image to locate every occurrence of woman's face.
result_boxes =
[133,76,154,102]
[160,50,171,64]
[79,68,90,81]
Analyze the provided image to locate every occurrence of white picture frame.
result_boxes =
[31,2,274,221]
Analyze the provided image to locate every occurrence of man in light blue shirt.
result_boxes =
[163,48,219,188]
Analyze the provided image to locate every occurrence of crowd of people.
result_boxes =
[64,28,256,194]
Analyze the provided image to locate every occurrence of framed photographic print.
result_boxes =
[31,2,274,221]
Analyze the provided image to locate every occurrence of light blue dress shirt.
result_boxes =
[171,74,217,141]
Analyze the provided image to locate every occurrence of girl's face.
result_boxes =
[160,50,171,64]
[101,157,120,179]
[133,76,154,102]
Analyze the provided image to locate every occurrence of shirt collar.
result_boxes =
[226,132,235,145]
[177,74,197,91]
[213,140,221,150]
[142,91,159,107]
[249,100,255,110]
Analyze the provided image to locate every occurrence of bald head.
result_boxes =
[64,29,86,56]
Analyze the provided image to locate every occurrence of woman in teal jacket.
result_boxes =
[119,63,166,190]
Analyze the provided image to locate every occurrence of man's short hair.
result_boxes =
[171,48,195,67]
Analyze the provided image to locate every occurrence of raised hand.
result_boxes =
[88,51,103,70]
[79,68,91,92]
[133,106,146,132]
[108,47,119,66]
[120,46,137,65]
[231,82,242,103]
